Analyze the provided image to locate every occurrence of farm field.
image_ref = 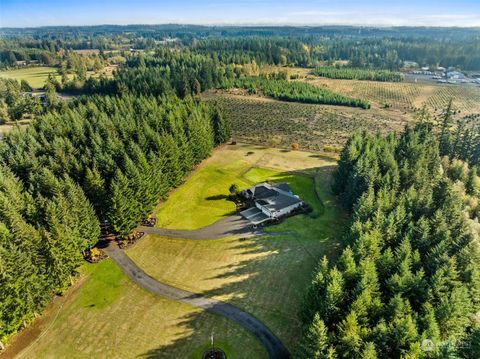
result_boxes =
[306,76,480,115]
[202,91,411,151]
[0,66,60,88]
[0,64,117,89]
[3,144,346,359]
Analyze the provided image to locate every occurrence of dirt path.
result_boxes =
[140,214,262,239]
[103,244,290,359]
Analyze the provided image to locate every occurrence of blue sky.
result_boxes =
[1,0,479,28]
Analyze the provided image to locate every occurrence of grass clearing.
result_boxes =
[7,259,265,359]
[4,144,346,359]
[129,144,347,354]
[0,67,60,88]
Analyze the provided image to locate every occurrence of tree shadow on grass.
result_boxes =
[205,194,229,201]
[136,167,345,359]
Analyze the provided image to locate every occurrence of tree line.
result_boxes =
[63,49,370,109]
[221,77,371,109]
[3,26,480,70]
[296,123,480,358]
[0,93,231,343]
[314,66,403,82]
[62,49,235,97]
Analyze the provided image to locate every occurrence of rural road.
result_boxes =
[103,244,290,359]
[139,214,262,239]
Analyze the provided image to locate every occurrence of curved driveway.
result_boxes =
[140,214,262,239]
[103,244,289,359]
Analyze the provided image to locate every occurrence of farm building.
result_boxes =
[240,183,304,225]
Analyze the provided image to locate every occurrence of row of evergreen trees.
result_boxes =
[222,77,371,109]
[314,66,403,82]
[0,93,231,342]
[296,124,480,358]
[0,166,100,342]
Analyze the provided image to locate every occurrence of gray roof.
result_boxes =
[246,182,302,212]
[252,185,278,199]
[273,183,292,193]
[257,194,302,212]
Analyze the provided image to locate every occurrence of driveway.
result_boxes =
[139,214,263,239]
[103,244,290,359]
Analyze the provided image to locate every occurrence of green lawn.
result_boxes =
[8,144,346,359]
[13,259,265,359]
[130,144,347,355]
[0,66,59,88]
[155,157,252,229]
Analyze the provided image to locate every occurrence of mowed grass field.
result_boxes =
[0,66,60,88]
[4,144,346,359]
[6,260,263,359]
[129,144,347,354]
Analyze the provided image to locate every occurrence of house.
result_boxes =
[239,183,304,225]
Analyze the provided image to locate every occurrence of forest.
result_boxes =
[2,26,480,70]
[0,92,230,342]
[295,119,480,358]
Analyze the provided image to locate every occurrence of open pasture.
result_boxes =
[0,66,60,88]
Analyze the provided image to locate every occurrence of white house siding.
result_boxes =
[276,202,303,217]
[256,201,303,219]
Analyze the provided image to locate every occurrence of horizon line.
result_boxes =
[2,22,480,30]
